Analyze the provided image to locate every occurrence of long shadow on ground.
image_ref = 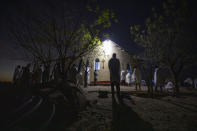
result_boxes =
[112,97,154,131]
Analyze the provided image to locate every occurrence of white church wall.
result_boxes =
[83,40,133,84]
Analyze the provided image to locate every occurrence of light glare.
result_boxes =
[102,40,112,55]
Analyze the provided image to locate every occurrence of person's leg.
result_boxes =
[111,82,115,98]
[135,82,137,90]
[160,86,163,92]
[155,83,158,91]
[116,82,121,101]
[139,82,141,90]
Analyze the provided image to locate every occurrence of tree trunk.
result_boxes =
[173,74,180,97]
[84,71,87,87]
[147,85,150,93]
[147,82,153,98]
[192,78,195,89]
[150,84,154,98]
[60,58,66,80]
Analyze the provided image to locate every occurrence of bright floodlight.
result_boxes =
[102,39,112,55]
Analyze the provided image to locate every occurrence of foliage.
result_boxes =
[9,0,117,77]
[130,0,197,94]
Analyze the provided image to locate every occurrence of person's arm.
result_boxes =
[108,60,111,70]
[118,60,120,73]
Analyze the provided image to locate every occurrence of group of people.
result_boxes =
[120,67,137,86]
[13,63,53,88]
[13,58,93,88]
[13,64,33,88]
[184,77,197,89]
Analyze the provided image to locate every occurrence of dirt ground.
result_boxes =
[0,84,196,131]
[67,86,197,131]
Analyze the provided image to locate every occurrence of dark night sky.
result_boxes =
[0,0,173,81]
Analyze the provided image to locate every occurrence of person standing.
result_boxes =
[42,64,50,87]
[84,59,89,87]
[194,78,197,89]
[126,70,131,87]
[108,53,121,101]
[13,65,21,87]
[37,65,42,84]
[21,64,31,88]
[94,70,98,85]
[121,70,126,85]
[154,67,159,91]
[53,63,61,83]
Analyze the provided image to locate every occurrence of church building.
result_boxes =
[83,39,133,85]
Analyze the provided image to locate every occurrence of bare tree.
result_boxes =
[9,0,117,81]
[130,0,197,96]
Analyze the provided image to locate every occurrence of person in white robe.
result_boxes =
[126,71,131,86]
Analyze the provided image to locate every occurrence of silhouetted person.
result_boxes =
[13,65,21,87]
[154,66,159,91]
[94,70,98,85]
[84,69,88,87]
[84,59,89,87]
[42,64,50,88]
[21,64,31,88]
[69,64,78,84]
[132,66,142,90]
[121,70,126,85]
[53,63,61,83]
[194,78,197,89]
[37,65,42,84]
[32,63,40,84]
[108,53,121,101]
[32,63,37,83]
